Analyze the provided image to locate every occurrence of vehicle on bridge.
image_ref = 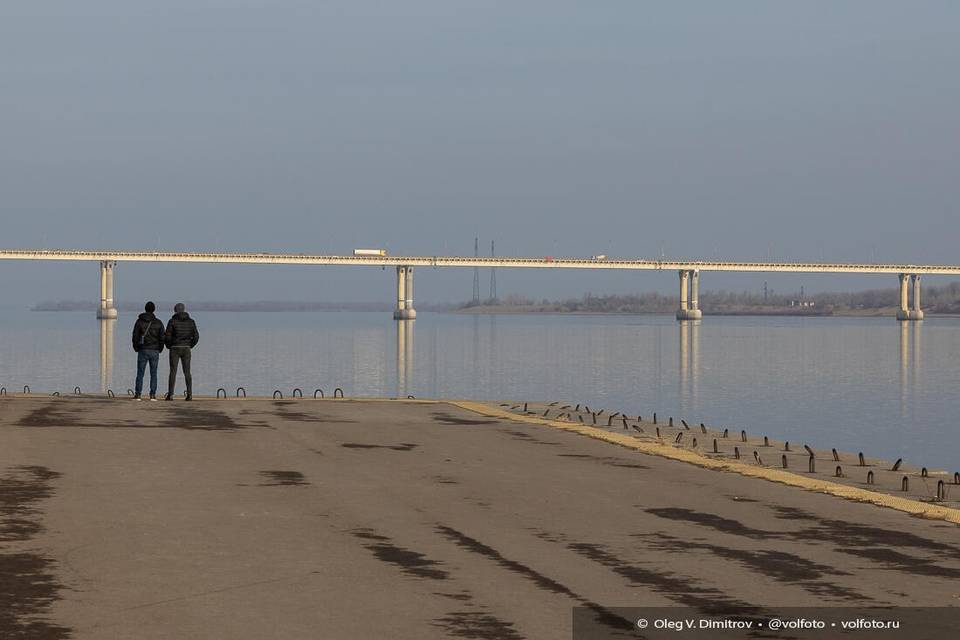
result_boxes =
[353,249,387,257]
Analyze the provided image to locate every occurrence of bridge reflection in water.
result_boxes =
[900,320,921,420]
[678,319,700,418]
[99,319,115,394]
[395,320,414,398]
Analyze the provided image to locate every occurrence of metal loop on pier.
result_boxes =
[832,448,840,462]
[183,390,188,398]
[722,428,728,438]
[126,389,133,396]
[835,465,843,478]
[734,446,741,460]
[407,395,416,399]
[24,385,30,394]
[74,386,81,395]
[314,389,324,398]
[273,390,283,399]
[52,391,60,396]
[781,454,788,469]
[891,458,902,471]
[0,387,6,396]
[955,472,960,485]
[236,387,246,398]
[921,467,928,478]
[741,430,747,443]
[334,388,344,398]
[216,388,226,398]
[901,476,909,492]
[292,388,303,398]
[858,452,866,467]
[700,423,707,434]
[867,470,875,484]
[937,480,946,501]
[107,389,115,398]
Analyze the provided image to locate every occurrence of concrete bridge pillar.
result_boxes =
[911,274,924,321]
[97,261,118,319]
[393,266,416,320]
[897,273,923,321]
[676,270,702,320]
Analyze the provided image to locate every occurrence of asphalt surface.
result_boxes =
[1,397,958,639]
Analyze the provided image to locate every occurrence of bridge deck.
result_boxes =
[2,249,960,274]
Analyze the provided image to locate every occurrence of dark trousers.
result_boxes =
[135,349,160,396]
[168,346,193,396]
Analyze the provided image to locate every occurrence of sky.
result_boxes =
[1,1,958,305]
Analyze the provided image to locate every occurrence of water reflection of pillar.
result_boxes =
[99,319,115,393]
[690,319,700,408]
[912,320,921,395]
[898,321,908,419]
[678,319,701,416]
[395,320,414,397]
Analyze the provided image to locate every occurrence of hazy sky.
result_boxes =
[2,1,957,304]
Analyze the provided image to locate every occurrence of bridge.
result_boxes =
[3,249,959,321]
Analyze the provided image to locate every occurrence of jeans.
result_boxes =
[168,346,193,396]
[135,349,160,396]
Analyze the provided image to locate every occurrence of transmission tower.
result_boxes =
[489,240,497,301]
[472,237,480,304]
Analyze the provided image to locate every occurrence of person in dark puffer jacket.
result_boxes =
[132,301,165,400]
[164,302,200,401]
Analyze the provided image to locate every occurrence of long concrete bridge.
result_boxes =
[3,249,959,321]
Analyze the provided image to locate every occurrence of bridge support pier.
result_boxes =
[676,269,702,320]
[896,273,923,321]
[393,266,416,320]
[97,261,118,319]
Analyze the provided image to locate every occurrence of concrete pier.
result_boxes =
[96,260,118,319]
[393,266,416,320]
[1,397,958,638]
[897,273,924,321]
[676,269,702,320]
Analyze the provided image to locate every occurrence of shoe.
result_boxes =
[149,395,157,402]
[185,394,193,401]
[164,393,173,401]
[133,394,142,401]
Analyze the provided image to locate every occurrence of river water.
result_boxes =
[0,309,957,471]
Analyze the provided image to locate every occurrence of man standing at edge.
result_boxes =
[164,302,199,401]
[132,301,165,401]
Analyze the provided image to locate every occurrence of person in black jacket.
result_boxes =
[164,302,200,401]
[132,301,165,401]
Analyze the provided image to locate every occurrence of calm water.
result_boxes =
[1,309,957,471]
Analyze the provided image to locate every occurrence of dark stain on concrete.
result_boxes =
[351,528,449,580]
[502,430,562,446]
[647,505,960,578]
[435,591,473,601]
[646,508,774,540]
[566,540,764,616]
[435,525,635,634]
[432,412,498,426]
[341,443,419,451]
[837,547,960,578]
[636,532,866,603]
[431,611,525,639]
[258,471,309,486]
[433,476,459,485]
[18,402,243,431]
[0,465,70,639]
[271,403,357,424]
[557,453,649,470]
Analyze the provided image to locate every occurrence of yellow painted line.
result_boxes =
[450,401,960,525]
